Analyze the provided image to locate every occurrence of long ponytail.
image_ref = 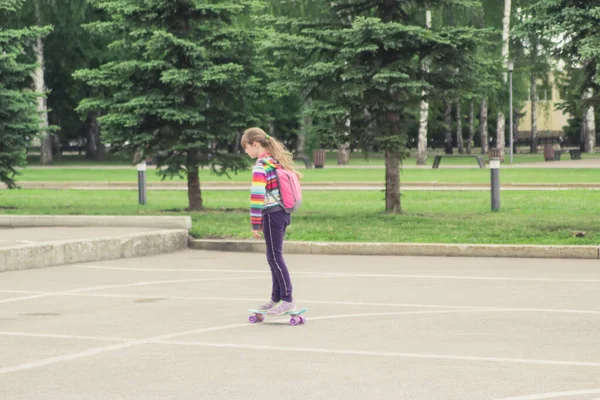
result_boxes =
[241,127,302,178]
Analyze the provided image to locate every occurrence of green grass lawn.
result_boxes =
[324,151,568,166]
[26,154,132,166]
[25,150,600,167]
[13,167,600,184]
[1,189,598,245]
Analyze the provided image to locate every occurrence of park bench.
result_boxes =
[544,146,582,161]
[559,148,582,160]
[432,155,485,169]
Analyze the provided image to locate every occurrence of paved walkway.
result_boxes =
[0,226,165,249]
[5,182,599,191]
[19,157,600,169]
[1,250,599,399]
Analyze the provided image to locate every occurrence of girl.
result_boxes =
[241,127,301,316]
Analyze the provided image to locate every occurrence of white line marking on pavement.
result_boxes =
[0,290,43,294]
[0,276,271,305]
[1,308,598,377]
[3,290,600,316]
[150,341,600,368]
[0,331,129,342]
[495,389,600,399]
[70,265,600,284]
[0,323,251,376]
[0,309,497,376]
[62,294,600,315]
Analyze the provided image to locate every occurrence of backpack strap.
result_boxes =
[260,157,280,170]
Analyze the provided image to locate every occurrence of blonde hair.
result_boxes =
[241,127,302,178]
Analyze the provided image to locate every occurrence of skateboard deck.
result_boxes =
[248,307,308,325]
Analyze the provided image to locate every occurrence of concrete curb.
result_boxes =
[0,215,192,231]
[0,230,189,273]
[189,239,600,260]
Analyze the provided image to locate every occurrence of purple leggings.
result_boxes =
[263,210,293,302]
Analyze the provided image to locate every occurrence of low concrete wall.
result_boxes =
[0,230,189,273]
[189,239,600,260]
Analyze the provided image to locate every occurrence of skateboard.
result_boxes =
[247,308,308,325]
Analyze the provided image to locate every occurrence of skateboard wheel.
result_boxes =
[299,316,305,324]
[257,315,264,322]
[249,315,258,323]
[290,317,299,326]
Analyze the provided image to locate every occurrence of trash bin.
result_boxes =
[313,149,326,169]
[488,148,503,162]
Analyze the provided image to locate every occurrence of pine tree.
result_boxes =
[269,0,487,212]
[75,0,260,210]
[0,0,50,188]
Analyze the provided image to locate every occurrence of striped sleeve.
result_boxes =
[250,162,267,229]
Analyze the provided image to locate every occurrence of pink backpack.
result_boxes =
[276,167,302,213]
[263,159,302,213]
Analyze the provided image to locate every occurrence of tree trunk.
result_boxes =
[496,113,505,154]
[456,99,464,154]
[33,36,52,165]
[580,100,587,152]
[338,144,349,164]
[338,118,350,164]
[530,74,538,153]
[268,120,275,136]
[33,1,51,166]
[584,89,595,153]
[186,149,204,211]
[416,9,432,165]
[444,100,453,154]
[384,112,401,213]
[480,98,489,153]
[417,95,430,164]
[85,112,105,160]
[385,149,401,213]
[467,100,474,154]
[513,105,519,154]
[298,96,312,157]
[52,134,61,160]
[497,0,511,157]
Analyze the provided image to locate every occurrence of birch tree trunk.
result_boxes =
[583,89,595,153]
[444,100,453,154]
[85,112,105,160]
[587,106,596,153]
[416,9,432,165]
[513,105,519,154]
[338,117,350,165]
[530,73,538,153]
[580,99,587,152]
[32,14,52,166]
[467,100,474,154]
[268,120,275,136]
[298,96,312,157]
[456,99,464,154]
[496,0,512,157]
[480,98,489,153]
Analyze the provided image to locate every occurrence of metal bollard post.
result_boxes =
[137,161,147,205]
[490,157,500,211]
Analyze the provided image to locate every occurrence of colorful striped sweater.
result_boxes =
[250,153,282,229]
